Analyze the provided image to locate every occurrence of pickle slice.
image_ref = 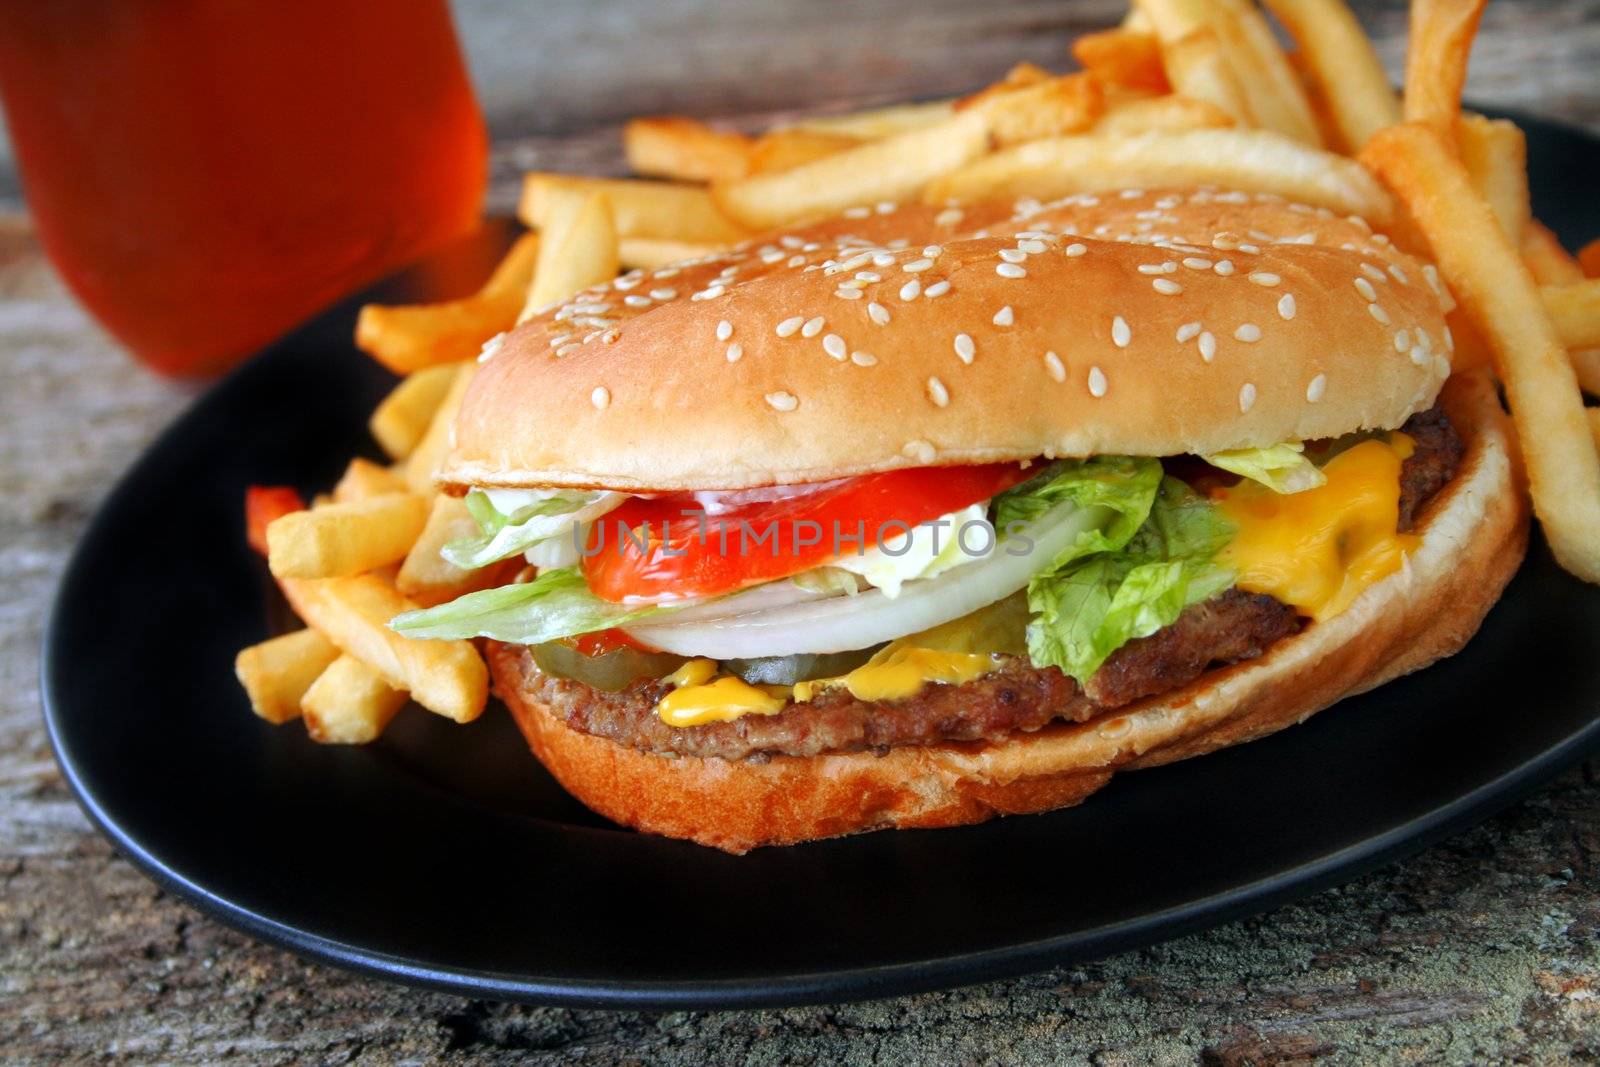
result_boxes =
[530,641,688,692]
[723,647,883,686]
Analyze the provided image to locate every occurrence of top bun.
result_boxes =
[443,189,1454,492]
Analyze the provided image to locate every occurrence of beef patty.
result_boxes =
[497,405,1462,762]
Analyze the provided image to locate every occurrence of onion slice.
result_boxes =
[625,501,1105,658]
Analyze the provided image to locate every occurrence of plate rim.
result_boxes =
[39,106,1600,1010]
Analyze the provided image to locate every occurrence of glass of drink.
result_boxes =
[0,0,488,377]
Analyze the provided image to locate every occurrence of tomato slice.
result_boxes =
[582,463,1033,602]
[571,628,658,655]
[245,485,306,555]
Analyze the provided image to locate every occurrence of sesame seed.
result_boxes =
[1017,239,1048,255]
[923,245,943,257]
[1065,243,1087,257]
[1306,374,1326,402]
[1239,383,1257,412]
[1087,366,1108,397]
[556,343,580,357]
[854,271,881,283]
[875,200,896,214]
[787,255,806,268]
[801,316,825,338]
[868,302,890,326]
[998,249,1028,264]
[691,284,725,301]
[1112,316,1131,348]
[1138,261,1177,275]
[776,316,804,337]
[1234,323,1262,342]
[997,263,1027,278]
[1394,329,1410,352]
[1409,345,1429,366]
[993,305,1015,327]
[602,329,621,344]
[1183,257,1213,270]
[927,376,950,407]
[1361,263,1387,282]
[651,288,677,301]
[924,279,951,298]
[1368,303,1390,325]
[1198,331,1217,362]
[1238,243,1261,255]
[935,208,964,227]
[851,351,877,366]
[765,391,798,412]
[716,320,733,341]
[614,274,643,290]
[1176,322,1201,343]
[904,439,936,463]
[843,206,870,219]
[591,386,610,410]
[954,333,976,363]
[1389,263,1410,285]
[725,343,743,362]
[1044,351,1066,382]
[902,258,934,273]
[1416,326,1432,351]
[1277,294,1296,320]
[1354,277,1377,301]
[624,294,652,308]
[1153,278,1183,295]
[1212,235,1238,251]
[872,252,896,267]
[1248,272,1280,287]
[655,267,682,279]
[761,250,785,264]
[478,333,506,363]
[834,287,864,300]
[822,334,847,360]
[1214,260,1235,276]
[1423,264,1444,297]
[1444,325,1455,351]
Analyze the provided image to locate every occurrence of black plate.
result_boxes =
[43,111,1600,1010]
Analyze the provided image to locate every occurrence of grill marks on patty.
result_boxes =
[504,404,1462,762]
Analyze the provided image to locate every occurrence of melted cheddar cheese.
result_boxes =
[832,646,996,701]
[657,659,787,727]
[1217,436,1418,622]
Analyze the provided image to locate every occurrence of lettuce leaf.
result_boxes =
[1024,477,1236,683]
[994,456,1164,570]
[389,567,661,644]
[443,489,623,570]
[1202,442,1326,494]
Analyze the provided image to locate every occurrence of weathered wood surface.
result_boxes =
[3,2,1600,1063]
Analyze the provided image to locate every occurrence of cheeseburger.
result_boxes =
[394,189,1527,852]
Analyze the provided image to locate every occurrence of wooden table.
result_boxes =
[4,2,1599,1061]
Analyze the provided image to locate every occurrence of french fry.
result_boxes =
[1522,221,1585,285]
[405,363,475,496]
[926,129,1393,223]
[280,574,487,722]
[518,173,748,245]
[788,99,956,141]
[624,116,753,182]
[1581,239,1600,279]
[954,62,1054,112]
[1072,29,1170,94]
[266,493,428,580]
[1362,123,1600,583]
[747,129,864,175]
[354,233,539,374]
[969,73,1105,148]
[234,628,340,725]
[1589,409,1600,451]
[712,108,991,229]
[301,654,409,744]
[1458,113,1529,247]
[525,191,620,314]
[368,363,462,461]
[1403,0,1487,149]
[1207,0,1322,145]
[1093,93,1236,136]
[1544,281,1600,351]
[332,456,408,503]
[1262,0,1399,152]
[1158,28,1252,127]
[397,495,506,607]
[618,237,725,271]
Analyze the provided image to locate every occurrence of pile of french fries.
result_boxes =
[239,0,1600,744]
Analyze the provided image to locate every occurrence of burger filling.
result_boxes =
[392,405,1462,757]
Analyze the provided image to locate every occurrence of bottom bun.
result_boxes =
[494,374,1528,853]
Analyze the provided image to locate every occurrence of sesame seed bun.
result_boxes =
[492,373,1526,852]
[443,189,1453,493]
